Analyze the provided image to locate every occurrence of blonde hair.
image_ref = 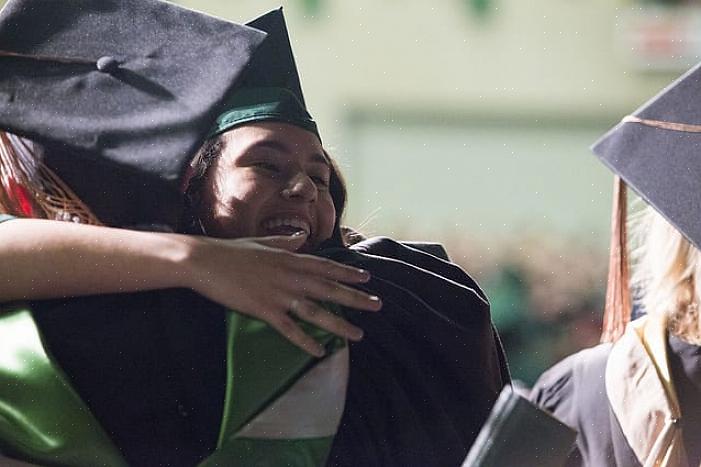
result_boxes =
[630,205,701,342]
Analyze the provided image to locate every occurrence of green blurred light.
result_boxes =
[469,0,491,16]
[301,0,322,16]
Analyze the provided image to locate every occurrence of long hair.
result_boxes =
[0,130,100,224]
[630,205,701,343]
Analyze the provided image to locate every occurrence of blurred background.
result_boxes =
[4,0,699,385]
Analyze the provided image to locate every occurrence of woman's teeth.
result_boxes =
[262,218,311,235]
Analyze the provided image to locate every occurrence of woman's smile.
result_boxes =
[261,216,311,237]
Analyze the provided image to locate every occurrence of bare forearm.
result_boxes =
[0,454,42,467]
[0,219,382,355]
[0,219,193,301]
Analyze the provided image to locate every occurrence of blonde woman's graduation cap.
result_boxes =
[592,61,701,341]
[592,62,701,251]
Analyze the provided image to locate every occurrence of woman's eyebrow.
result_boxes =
[246,140,330,166]
[241,139,331,169]
[247,140,288,154]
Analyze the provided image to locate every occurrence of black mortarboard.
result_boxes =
[210,9,319,140]
[0,0,266,227]
[592,62,701,250]
[242,9,307,108]
[592,62,701,341]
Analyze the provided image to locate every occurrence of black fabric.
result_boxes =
[239,9,308,109]
[530,343,641,467]
[209,10,320,140]
[323,237,509,467]
[591,62,701,250]
[667,335,701,466]
[462,386,577,467]
[0,0,265,227]
[31,290,228,467]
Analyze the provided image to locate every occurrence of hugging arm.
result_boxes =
[0,454,41,467]
[0,218,380,356]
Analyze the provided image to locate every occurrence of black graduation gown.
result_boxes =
[31,290,228,467]
[530,332,701,467]
[25,236,507,467]
[324,237,509,467]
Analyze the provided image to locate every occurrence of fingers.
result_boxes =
[255,232,308,252]
[294,255,371,284]
[290,299,364,342]
[300,279,382,312]
[206,235,382,356]
[264,297,367,358]
[245,234,371,284]
[269,313,326,358]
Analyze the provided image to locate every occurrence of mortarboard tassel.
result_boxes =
[600,176,631,343]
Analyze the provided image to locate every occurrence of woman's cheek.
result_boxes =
[318,195,337,239]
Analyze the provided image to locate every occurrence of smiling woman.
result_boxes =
[190,122,338,251]
[0,1,508,466]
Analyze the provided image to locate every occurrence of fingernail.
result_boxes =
[313,347,326,358]
[357,269,371,281]
[292,231,307,237]
[349,329,364,341]
[369,295,380,302]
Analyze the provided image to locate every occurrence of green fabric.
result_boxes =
[218,309,343,441]
[209,87,319,139]
[201,308,344,466]
[200,437,334,467]
[0,303,345,466]
[0,305,127,467]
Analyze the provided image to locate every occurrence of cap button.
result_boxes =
[96,56,119,73]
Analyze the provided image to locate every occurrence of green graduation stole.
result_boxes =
[201,311,348,467]
[0,307,126,467]
[0,304,348,466]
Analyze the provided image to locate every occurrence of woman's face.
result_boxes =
[198,122,336,251]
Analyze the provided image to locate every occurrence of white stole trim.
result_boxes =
[605,315,688,467]
[235,346,349,439]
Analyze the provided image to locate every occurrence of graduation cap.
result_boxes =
[592,62,701,341]
[210,8,319,140]
[0,0,267,227]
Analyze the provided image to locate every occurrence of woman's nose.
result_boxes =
[281,172,317,201]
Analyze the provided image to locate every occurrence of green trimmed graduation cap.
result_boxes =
[0,0,266,227]
[211,8,319,140]
[592,62,701,341]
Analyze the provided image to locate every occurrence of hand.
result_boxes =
[184,232,381,357]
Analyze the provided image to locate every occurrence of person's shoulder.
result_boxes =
[350,236,448,260]
[349,236,489,302]
[530,343,612,413]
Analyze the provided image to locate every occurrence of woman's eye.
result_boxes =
[253,161,279,172]
[311,176,330,188]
